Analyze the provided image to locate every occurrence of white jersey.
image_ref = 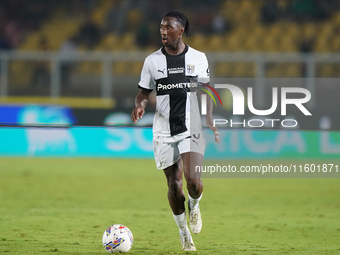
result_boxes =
[138,45,210,141]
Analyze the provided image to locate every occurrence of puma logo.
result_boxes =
[158,69,165,75]
[193,134,200,139]
[193,133,200,146]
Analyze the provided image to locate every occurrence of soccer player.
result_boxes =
[131,11,219,251]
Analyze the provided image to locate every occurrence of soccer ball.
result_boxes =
[102,224,133,253]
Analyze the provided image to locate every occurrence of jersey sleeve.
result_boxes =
[197,53,210,84]
[138,57,155,91]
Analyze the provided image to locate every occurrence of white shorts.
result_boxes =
[153,134,206,170]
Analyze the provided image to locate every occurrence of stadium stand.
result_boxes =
[2,0,340,95]
[10,1,340,53]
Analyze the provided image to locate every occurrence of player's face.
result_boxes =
[160,17,184,48]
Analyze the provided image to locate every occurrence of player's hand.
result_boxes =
[206,115,220,144]
[213,130,220,144]
[131,106,145,124]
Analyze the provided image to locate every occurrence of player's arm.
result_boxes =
[198,85,220,144]
[198,54,220,144]
[131,88,151,124]
[132,56,154,124]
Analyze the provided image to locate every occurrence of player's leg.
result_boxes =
[182,152,204,198]
[163,160,196,251]
[163,159,185,215]
[154,138,186,215]
[182,151,204,234]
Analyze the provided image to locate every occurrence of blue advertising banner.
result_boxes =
[0,127,153,157]
[0,105,76,126]
[0,127,339,158]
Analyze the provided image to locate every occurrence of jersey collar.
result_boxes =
[161,45,188,57]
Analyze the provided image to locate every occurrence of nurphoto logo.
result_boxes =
[201,84,312,128]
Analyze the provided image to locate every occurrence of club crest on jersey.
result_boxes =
[187,65,195,74]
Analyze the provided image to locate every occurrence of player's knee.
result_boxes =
[186,179,201,193]
[168,179,183,197]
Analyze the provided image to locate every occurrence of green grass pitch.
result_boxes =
[0,158,339,254]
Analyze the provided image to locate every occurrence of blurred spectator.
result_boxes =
[78,15,101,49]
[181,0,200,11]
[288,0,324,21]
[60,35,79,88]
[316,0,337,19]
[146,0,174,22]
[299,38,314,77]
[30,35,50,87]
[261,0,281,24]
[4,21,23,47]
[300,38,314,53]
[105,0,132,35]
[135,15,151,49]
[21,0,51,30]
[0,34,12,50]
[212,14,230,34]
[203,0,224,9]
[261,0,335,24]
[195,9,213,34]
[81,0,96,15]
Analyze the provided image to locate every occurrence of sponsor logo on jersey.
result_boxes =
[187,65,195,74]
[157,82,198,90]
[168,67,184,74]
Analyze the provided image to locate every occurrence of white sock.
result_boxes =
[188,193,202,210]
[173,212,189,235]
